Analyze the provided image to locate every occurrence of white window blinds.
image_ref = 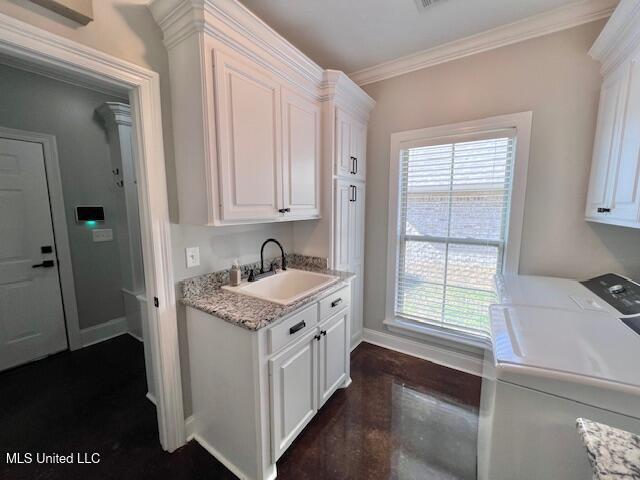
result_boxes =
[395,131,516,337]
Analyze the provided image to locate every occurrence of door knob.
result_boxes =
[32,260,55,269]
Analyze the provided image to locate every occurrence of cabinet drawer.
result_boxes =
[268,304,318,354]
[319,285,350,322]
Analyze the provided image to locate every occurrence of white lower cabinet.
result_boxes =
[318,311,349,407]
[186,284,351,480]
[270,330,318,461]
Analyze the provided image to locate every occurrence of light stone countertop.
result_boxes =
[180,254,354,331]
[577,418,640,480]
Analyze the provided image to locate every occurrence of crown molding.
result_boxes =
[349,0,618,86]
[321,70,376,121]
[589,0,640,75]
[96,101,132,128]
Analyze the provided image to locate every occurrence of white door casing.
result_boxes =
[0,136,68,370]
[0,12,184,451]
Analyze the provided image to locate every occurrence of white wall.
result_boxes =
[0,63,128,329]
[361,20,640,336]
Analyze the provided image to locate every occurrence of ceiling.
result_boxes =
[238,0,585,73]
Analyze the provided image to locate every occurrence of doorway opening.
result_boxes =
[0,11,184,454]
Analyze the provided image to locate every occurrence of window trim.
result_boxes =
[385,112,532,341]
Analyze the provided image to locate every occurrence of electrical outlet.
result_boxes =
[92,229,113,242]
[186,246,200,268]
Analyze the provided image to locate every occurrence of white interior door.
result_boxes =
[0,137,67,371]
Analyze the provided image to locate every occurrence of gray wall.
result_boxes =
[361,20,640,336]
[0,63,128,329]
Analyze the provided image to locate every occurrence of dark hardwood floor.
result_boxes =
[0,335,481,480]
[277,343,481,480]
[0,335,235,480]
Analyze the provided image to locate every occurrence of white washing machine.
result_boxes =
[478,273,640,480]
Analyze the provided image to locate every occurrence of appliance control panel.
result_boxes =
[580,273,640,317]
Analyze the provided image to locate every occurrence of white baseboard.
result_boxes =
[184,415,195,441]
[362,328,483,376]
[192,433,253,480]
[185,417,276,480]
[80,317,128,348]
[128,331,144,342]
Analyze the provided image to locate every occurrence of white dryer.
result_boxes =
[478,273,640,480]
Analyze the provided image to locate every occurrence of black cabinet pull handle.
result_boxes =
[350,156,356,174]
[32,260,55,269]
[349,185,356,202]
[278,208,291,213]
[354,157,358,174]
[597,207,611,213]
[331,298,342,308]
[321,330,327,336]
[314,334,321,341]
[289,321,306,335]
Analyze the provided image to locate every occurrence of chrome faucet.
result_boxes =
[248,238,287,282]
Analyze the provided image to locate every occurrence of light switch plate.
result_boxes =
[186,247,200,268]
[92,228,113,242]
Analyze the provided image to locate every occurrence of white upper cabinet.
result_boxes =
[149,0,325,226]
[281,89,321,218]
[586,0,640,228]
[214,51,283,221]
[336,109,367,181]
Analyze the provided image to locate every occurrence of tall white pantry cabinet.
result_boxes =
[149,0,375,348]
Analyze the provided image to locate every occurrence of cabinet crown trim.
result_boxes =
[322,70,376,121]
[149,0,324,86]
[590,0,640,74]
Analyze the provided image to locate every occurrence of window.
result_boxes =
[386,113,531,341]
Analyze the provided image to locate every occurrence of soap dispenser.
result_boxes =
[229,259,241,286]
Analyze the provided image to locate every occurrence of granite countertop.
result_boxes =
[577,418,640,479]
[180,254,354,331]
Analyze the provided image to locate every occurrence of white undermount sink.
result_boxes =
[222,268,338,306]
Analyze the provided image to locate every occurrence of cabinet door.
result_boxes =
[318,311,349,407]
[214,50,282,221]
[350,119,367,181]
[585,63,629,219]
[335,109,352,177]
[282,89,320,218]
[269,331,318,462]
[350,264,364,348]
[334,179,351,270]
[349,183,365,266]
[610,58,640,225]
